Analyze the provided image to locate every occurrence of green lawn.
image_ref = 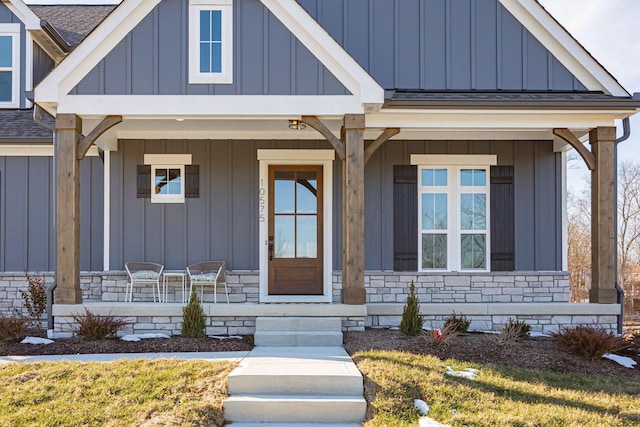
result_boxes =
[355,350,640,427]
[2,353,638,427]
[0,359,236,427]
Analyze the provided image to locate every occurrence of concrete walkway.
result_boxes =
[0,351,250,364]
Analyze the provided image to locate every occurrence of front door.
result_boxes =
[268,165,323,295]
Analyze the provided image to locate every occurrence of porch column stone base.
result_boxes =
[341,287,366,305]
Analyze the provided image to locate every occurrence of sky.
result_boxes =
[537,0,640,194]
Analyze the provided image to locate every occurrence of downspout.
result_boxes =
[614,117,631,335]
[32,104,57,338]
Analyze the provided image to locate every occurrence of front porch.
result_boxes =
[36,270,618,336]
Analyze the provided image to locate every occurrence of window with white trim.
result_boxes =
[412,155,496,272]
[144,154,192,203]
[189,0,233,84]
[0,24,20,108]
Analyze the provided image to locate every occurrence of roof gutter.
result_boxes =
[39,20,71,54]
[613,115,632,335]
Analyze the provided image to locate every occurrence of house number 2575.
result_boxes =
[259,179,266,222]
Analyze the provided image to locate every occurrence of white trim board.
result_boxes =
[55,95,367,116]
[0,145,99,156]
[499,0,629,96]
[257,149,334,303]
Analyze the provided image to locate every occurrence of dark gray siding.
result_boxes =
[74,0,588,96]
[0,3,27,108]
[300,0,587,91]
[33,42,55,86]
[0,156,103,272]
[112,139,561,272]
[109,139,333,270]
[364,139,562,271]
[73,0,348,95]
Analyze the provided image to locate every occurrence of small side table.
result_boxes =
[162,272,187,303]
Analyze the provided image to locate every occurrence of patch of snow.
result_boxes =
[414,399,430,415]
[529,332,550,338]
[120,333,171,342]
[419,417,452,427]
[445,366,479,380]
[209,335,242,340]
[602,353,637,368]
[21,336,54,345]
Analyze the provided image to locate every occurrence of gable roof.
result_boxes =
[30,5,116,46]
[32,0,634,118]
[33,0,384,115]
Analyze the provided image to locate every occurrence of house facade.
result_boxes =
[1,0,638,336]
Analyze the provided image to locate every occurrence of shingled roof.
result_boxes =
[30,5,116,46]
[0,110,53,141]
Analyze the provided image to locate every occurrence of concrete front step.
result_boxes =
[228,346,363,395]
[223,395,367,423]
[254,330,343,346]
[256,316,342,331]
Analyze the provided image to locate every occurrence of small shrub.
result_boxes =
[182,291,206,338]
[72,308,129,340]
[424,322,458,346]
[20,272,47,328]
[399,281,424,336]
[0,315,28,342]
[551,325,633,361]
[444,311,471,333]
[494,318,530,347]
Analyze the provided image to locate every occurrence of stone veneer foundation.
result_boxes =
[1,271,620,336]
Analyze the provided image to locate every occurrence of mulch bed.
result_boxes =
[1,328,639,378]
[344,329,640,378]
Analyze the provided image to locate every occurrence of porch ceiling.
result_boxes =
[78,108,629,147]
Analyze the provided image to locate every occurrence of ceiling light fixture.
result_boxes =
[288,119,306,130]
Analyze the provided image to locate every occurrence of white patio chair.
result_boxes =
[125,262,164,302]
[186,261,229,303]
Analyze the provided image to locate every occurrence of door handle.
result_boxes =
[268,235,274,261]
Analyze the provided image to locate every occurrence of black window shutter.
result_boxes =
[137,165,151,198]
[393,165,418,271]
[185,164,199,198]
[490,165,515,271]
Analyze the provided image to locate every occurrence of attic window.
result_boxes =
[189,0,233,84]
[0,24,20,108]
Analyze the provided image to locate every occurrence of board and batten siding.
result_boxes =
[364,140,562,271]
[299,0,585,91]
[111,139,561,272]
[32,42,55,87]
[73,0,585,96]
[72,0,348,96]
[0,156,103,272]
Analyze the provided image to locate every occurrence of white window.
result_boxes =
[144,154,192,203]
[189,0,233,84]
[412,155,497,272]
[0,24,20,108]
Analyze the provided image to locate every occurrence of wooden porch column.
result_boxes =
[341,114,366,304]
[589,126,617,304]
[55,114,83,304]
